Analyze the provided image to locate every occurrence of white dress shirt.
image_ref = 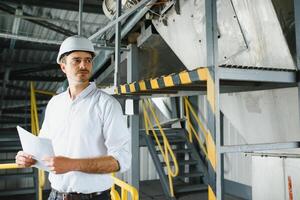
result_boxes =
[39,82,131,193]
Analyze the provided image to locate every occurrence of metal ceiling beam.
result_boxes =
[0,3,76,36]
[0,39,59,51]
[0,0,104,14]
[2,108,42,114]
[10,7,22,49]
[3,95,51,101]
[9,75,65,82]
[0,119,29,124]
[86,0,156,88]
[0,65,59,76]
[2,103,47,110]
[0,34,114,51]
[0,62,58,70]
[6,64,60,75]
[0,115,28,121]
[78,0,84,35]
[0,13,104,26]
[0,32,62,45]
[89,0,153,41]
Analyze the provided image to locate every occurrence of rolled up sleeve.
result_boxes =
[102,97,131,173]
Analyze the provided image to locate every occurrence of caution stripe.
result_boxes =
[116,67,208,94]
[163,75,174,87]
[208,185,216,200]
[179,71,191,84]
[206,70,217,200]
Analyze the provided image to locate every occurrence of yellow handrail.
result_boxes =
[0,164,139,200]
[0,83,139,200]
[183,96,209,158]
[142,98,179,197]
[31,82,139,200]
[0,163,24,169]
[31,82,48,200]
[110,173,139,200]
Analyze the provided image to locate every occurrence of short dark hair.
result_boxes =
[59,51,95,63]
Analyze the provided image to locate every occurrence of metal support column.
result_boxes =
[127,44,140,190]
[114,0,121,87]
[78,0,83,35]
[294,0,300,117]
[205,0,222,199]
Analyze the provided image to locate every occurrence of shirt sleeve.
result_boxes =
[101,96,131,173]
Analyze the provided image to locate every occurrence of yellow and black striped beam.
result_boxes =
[116,67,209,94]
[206,68,218,200]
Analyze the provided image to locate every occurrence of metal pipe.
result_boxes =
[0,68,10,115]
[78,0,84,35]
[114,0,121,87]
[0,13,104,26]
[91,0,157,75]
[0,33,124,51]
[89,0,152,41]
[294,0,300,70]
[61,0,157,91]
[220,142,300,153]
[0,33,61,45]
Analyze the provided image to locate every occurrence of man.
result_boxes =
[16,35,131,200]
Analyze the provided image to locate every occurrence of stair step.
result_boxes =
[0,137,20,142]
[0,188,36,196]
[174,183,207,193]
[156,137,186,144]
[0,172,35,179]
[140,128,186,135]
[162,159,198,167]
[154,118,185,128]
[0,159,16,163]
[175,171,204,179]
[173,148,192,153]
[156,148,192,154]
[0,146,21,152]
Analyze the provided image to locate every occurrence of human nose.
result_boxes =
[79,59,90,68]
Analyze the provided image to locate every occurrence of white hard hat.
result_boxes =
[56,35,95,64]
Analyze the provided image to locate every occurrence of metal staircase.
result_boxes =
[0,130,39,199]
[142,128,208,199]
[0,83,50,200]
[142,98,209,199]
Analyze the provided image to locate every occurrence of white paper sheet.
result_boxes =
[17,126,54,172]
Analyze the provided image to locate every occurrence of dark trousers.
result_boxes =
[48,189,111,200]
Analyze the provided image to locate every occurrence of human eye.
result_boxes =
[86,58,92,63]
[72,58,81,65]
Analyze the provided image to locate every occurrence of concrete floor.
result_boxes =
[140,180,243,200]
[1,180,243,200]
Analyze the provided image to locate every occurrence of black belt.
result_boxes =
[51,188,110,200]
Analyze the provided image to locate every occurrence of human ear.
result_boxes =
[60,63,66,74]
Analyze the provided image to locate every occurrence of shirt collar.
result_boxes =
[66,82,97,102]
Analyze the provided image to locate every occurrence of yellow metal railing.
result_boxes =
[110,173,139,200]
[0,83,139,200]
[142,98,179,197]
[183,96,208,158]
[0,163,24,170]
[0,83,54,200]
[31,82,49,200]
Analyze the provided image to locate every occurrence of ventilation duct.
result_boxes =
[102,0,141,19]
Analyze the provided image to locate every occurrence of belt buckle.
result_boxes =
[62,193,69,200]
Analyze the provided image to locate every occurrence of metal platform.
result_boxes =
[116,65,298,95]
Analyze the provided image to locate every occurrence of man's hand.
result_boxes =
[43,156,75,174]
[15,151,36,167]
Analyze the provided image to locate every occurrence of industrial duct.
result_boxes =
[102,0,141,19]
